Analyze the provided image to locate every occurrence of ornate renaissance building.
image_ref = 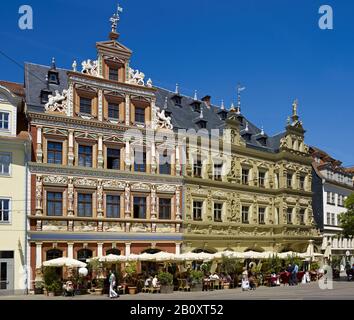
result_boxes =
[21,7,321,287]
[25,13,183,285]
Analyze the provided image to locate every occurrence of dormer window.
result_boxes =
[257,136,267,146]
[242,132,252,142]
[196,119,207,129]
[171,95,182,106]
[48,71,59,85]
[191,101,201,113]
[218,110,228,120]
[40,89,52,104]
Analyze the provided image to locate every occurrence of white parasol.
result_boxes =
[43,257,87,268]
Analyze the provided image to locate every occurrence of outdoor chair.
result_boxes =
[149,284,161,294]
[141,285,150,293]
[214,279,222,290]
[183,279,190,292]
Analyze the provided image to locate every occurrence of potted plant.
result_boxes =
[43,267,61,296]
[34,280,44,294]
[125,262,138,294]
[157,271,174,294]
[190,270,204,291]
[94,278,104,295]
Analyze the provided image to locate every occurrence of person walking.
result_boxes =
[109,270,118,298]
[292,263,299,285]
[286,264,294,285]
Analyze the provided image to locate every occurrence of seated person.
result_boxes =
[62,281,74,296]
[145,276,152,287]
[152,275,160,288]
[209,272,220,280]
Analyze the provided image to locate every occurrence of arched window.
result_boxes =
[77,249,92,262]
[142,248,161,254]
[46,249,63,261]
[106,248,121,255]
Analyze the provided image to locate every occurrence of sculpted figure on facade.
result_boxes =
[81,59,99,77]
[44,89,68,113]
[154,107,173,130]
[128,67,145,86]
[124,183,131,213]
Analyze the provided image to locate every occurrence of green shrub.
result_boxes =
[43,267,61,291]
[157,272,173,285]
[190,270,204,284]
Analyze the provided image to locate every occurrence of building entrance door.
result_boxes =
[0,253,14,295]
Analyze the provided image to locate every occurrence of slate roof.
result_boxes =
[24,62,285,153]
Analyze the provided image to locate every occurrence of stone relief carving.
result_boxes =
[74,177,97,188]
[43,175,68,185]
[44,89,68,113]
[81,59,99,77]
[131,182,150,192]
[74,221,97,232]
[124,183,131,213]
[102,180,125,190]
[156,184,176,193]
[127,67,152,86]
[103,222,124,232]
[42,221,67,231]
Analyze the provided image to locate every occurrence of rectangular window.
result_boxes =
[0,112,9,130]
[78,193,92,217]
[258,207,265,224]
[78,145,92,167]
[193,201,203,221]
[326,212,331,225]
[331,192,335,204]
[159,198,171,220]
[214,164,223,181]
[47,192,63,216]
[135,107,145,123]
[242,169,249,185]
[287,173,293,189]
[0,199,10,222]
[108,102,119,119]
[134,150,146,172]
[193,158,202,178]
[109,67,119,81]
[107,148,120,170]
[242,206,249,224]
[214,203,223,222]
[331,213,336,226]
[287,208,293,224]
[299,209,305,225]
[327,192,331,204]
[106,195,120,218]
[133,197,146,219]
[47,141,62,164]
[79,97,92,114]
[0,153,11,175]
[159,152,171,175]
[300,176,305,190]
[258,171,265,187]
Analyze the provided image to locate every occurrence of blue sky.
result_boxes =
[0,0,353,166]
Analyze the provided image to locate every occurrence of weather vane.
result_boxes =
[110,4,123,33]
[236,83,246,114]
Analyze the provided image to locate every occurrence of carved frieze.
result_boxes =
[103,222,124,232]
[131,182,150,192]
[74,221,97,232]
[156,184,176,193]
[102,180,125,190]
[74,177,97,188]
[42,220,68,231]
[43,175,68,185]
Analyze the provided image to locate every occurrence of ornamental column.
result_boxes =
[124,183,131,232]
[68,130,74,166]
[124,137,131,171]
[67,177,74,216]
[97,243,103,257]
[125,243,131,256]
[175,243,181,255]
[151,142,157,174]
[125,94,130,126]
[35,242,43,269]
[35,175,43,217]
[36,126,43,163]
[97,135,104,169]
[67,243,74,259]
[98,90,103,121]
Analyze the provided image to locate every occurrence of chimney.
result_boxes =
[201,95,211,108]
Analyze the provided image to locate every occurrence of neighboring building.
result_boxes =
[310,147,354,266]
[0,81,30,295]
[160,91,319,254]
[24,14,183,287]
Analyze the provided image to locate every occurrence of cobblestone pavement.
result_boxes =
[1,281,354,300]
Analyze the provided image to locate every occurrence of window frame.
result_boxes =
[258,207,265,224]
[193,157,202,178]
[79,97,92,115]
[287,208,293,224]
[0,152,11,176]
[107,147,121,170]
[0,111,10,131]
[193,200,203,221]
[159,198,171,220]
[134,107,145,124]
[78,144,93,167]
[0,198,11,224]
[299,209,305,225]
[133,196,147,219]
[108,101,120,120]
[77,193,93,217]
[242,205,249,224]
[47,141,63,165]
[46,191,63,217]
[134,150,146,172]
[242,168,249,185]
[106,194,121,218]
[213,202,223,222]
[213,163,223,181]
[258,171,266,188]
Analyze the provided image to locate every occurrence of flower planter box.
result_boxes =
[160,285,174,294]
[48,291,55,297]
[34,288,43,295]
[128,286,137,294]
